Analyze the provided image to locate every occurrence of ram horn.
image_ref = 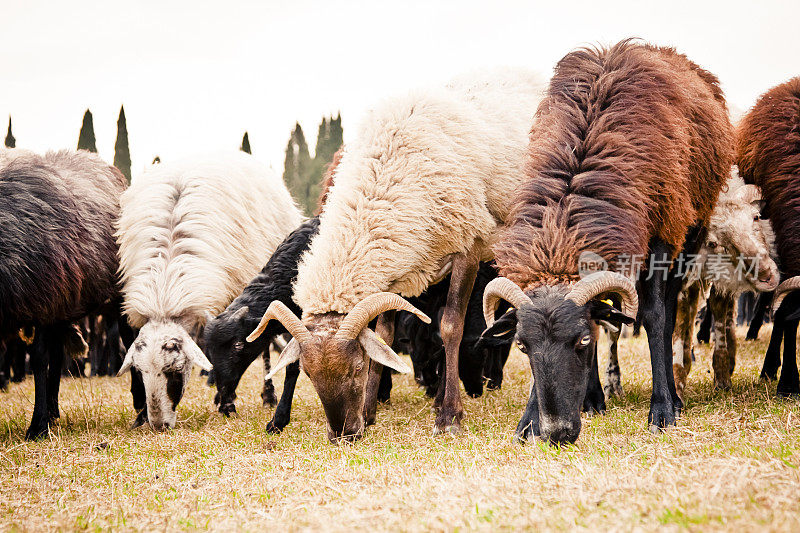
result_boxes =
[773,276,800,314]
[482,277,531,328]
[565,271,638,318]
[246,301,312,344]
[335,292,430,341]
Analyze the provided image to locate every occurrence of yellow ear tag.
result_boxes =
[378,336,387,345]
[601,298,614,306]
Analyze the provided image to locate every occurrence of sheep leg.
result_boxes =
[641,240,677,432]
[777,292,800,396]
[673,283,701,401]
[364,311,395,426]
[604,327,623,399]
[746,290,772,340]
[261,350,277,407]
[45,327,64,422]
[583,341,606,415]
[266,360,301,434]
[761,300,786,381]
[434,249,479,434]
[26,331,50,440]
[696,307,713,344]
[11,337,27,382]
[709,290,735,390]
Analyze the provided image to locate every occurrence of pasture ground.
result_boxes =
[1,326,799,531]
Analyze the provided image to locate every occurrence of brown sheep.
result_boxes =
[482,40,733,444]
[736,76,800,395]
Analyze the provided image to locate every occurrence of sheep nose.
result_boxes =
[149,421,171,432]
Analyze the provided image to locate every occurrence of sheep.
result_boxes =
[247,68,546,441]
[393,262,513,398]
[603,170,779,401]
[0,148,127,439]
[481,40,733,445]
[116,151,303,430]
[203,217,319,431]
[736,77,800,396]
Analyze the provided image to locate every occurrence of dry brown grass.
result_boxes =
[1,326,799,531]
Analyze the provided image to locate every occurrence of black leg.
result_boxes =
[26,331,50,440]
[583,341,606,415]
[777,293,800,396]
[747,291,772,341]
[762,306,786,381]
[641,240,676,432]
[45,327,64,422]
[11,338,27,382]
[266,360,301,434]
[515,382,540,443]
[261,351,277,407]
[696,307,713,344]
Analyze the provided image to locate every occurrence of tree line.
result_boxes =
[5,109,344,214]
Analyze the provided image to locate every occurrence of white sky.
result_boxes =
[1,0,798,179]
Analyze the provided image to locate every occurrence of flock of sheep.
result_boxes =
[1,39,798,446]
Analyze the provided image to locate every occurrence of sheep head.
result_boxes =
[247,294,429,443]
[118,320,212,430]
[479,272,637,445]
[702,183,779,294]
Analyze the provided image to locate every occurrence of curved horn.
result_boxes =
[335,292,430,340]
[565,271,638,318]
[773,276,800,314]
[483,277,531,328]
[246,301,312,344]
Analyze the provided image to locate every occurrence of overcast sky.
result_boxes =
[1,0,797,178]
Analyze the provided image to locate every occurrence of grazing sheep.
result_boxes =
[248,68,546,441]
[482,40,733,444]
[203,217,319,431]
[116,152,302,430]
[736,77,800,395]
[0,148,126,439]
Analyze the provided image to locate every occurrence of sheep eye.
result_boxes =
[233,341,244,351]
[707,241,718,249]
[354,361,364,373]
[515,340,528,353]
[579,334,592,347]
[753,214,760,222]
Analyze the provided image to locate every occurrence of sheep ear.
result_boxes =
[265,338,301,380]
[118,344,136,376]
[185,336,213,372]
[358,328,411,374]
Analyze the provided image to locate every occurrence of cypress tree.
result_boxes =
[282,123,313,214]
[114,105,132,183]
[240,131,251,154]
[77,109,97,152]
[4,116,15,148]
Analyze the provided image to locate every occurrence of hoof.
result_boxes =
[25,421,49,440]
[648,424,663,435]
[433,424,462,436]
[265,420,284,434]
[219,404,237,417]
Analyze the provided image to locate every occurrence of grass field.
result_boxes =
[1,326,799,531]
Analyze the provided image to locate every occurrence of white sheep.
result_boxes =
[248,68,546,440]
[117,151,303,429]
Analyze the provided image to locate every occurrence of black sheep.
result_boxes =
[0,149,127,439]
[204,217,319,432]
[393,262,513,399]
